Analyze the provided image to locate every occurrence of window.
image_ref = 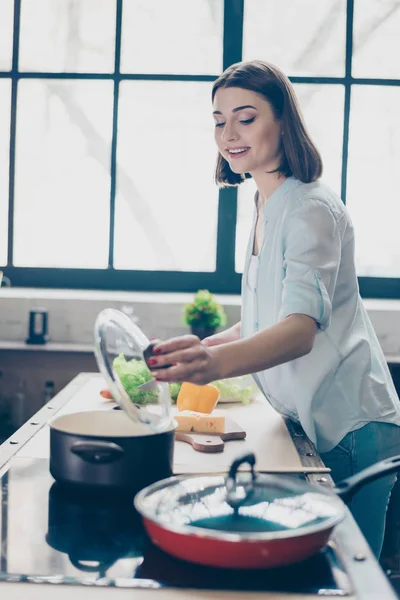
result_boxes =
[1,0,400,297]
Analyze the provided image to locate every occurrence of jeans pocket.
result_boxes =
[334,431,355,457]
[321,434,354,483]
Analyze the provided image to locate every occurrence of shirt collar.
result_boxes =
[256,176,300,220]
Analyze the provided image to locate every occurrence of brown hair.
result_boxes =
[212,60,323,187]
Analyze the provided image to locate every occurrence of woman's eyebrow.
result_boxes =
[212,104,258,115]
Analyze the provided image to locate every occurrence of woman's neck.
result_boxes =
[252,170,287,209]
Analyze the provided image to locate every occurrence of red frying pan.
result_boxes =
[134,452,400,569]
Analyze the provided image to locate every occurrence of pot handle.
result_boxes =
[70,441,125,464]
[69,555,115,575]
[334,455,400,502]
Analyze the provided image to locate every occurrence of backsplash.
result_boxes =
[0,290,240,429]
[0,289,400,356]
[0,289,240,345]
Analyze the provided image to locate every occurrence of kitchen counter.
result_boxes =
[0,372,397,600]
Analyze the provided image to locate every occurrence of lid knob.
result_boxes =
[226,452,256,510]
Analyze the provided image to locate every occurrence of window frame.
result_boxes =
[1,0,400,297]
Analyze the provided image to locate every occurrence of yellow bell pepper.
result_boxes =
[176,382,220,414]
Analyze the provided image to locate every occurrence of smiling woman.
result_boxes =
[212,61,322,189]
[148,59,400,560]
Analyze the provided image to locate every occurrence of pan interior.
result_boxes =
[135,473,345,540]
[50,411,174,438]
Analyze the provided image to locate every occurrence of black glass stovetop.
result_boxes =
[0,457,353,595]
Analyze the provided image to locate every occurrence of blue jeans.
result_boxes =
[320,421,400,558]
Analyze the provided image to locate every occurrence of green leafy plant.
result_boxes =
[183,289,227,329]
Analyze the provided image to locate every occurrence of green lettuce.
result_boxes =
[112,354,181,404]
[112,354,257,406]
[210,376,258,405]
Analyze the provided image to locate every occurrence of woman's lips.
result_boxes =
[227,147,250,159]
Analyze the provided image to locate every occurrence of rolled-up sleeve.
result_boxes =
[278,198,341,331]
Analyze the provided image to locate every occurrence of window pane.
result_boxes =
[235,85,344,273]
[120,0,223,75]
[353,0,400,78]
[115,81,218,271]
[347,86,400,277]
[0,80,11,266]
[19,0,116,73]
[14,80,113,268]
[294,84,344,193]
[243,0,346,77]
[0,0,14,70]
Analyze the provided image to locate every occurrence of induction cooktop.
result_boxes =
[0,456,352,595]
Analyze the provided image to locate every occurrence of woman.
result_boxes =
[147,60,400,557]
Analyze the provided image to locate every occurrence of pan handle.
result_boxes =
[70,441,125,464]
[334,455,400,502]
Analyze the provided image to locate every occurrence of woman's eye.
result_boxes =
[214,122,225,128]
[240,117,255,125]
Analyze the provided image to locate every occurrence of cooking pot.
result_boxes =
[49,309,176,495]
[134,451,400,569]
[49,410,175,496]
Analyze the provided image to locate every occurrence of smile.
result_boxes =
[227,147,250,158]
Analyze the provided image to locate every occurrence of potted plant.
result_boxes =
[183,289,227,340]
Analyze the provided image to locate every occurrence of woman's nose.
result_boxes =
[221,123,238,142]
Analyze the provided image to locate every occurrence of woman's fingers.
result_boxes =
[146,334,217,384]
[153,360,210,385]
[147,335,202,368]
[152,334,200,354]
[147,345,201,370]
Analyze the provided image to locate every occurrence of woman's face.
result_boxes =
[212,86,282,176]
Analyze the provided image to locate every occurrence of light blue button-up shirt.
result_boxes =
[241,177,400,453]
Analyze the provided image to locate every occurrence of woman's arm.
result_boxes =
[210,314,317,380]
[202,322,241,347]
[149,313,317,385]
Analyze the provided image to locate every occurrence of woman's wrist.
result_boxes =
[202,322,241,347]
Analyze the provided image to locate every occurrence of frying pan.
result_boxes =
[134,451,400,569]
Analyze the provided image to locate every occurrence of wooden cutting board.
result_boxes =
[175,417,246,453]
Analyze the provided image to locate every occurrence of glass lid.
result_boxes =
[94,308,173,433]
[135,453,344,539]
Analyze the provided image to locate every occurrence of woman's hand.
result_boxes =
[146,335,220,385]
[146,314,317,386]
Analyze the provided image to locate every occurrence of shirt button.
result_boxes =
[316,272,322,280]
